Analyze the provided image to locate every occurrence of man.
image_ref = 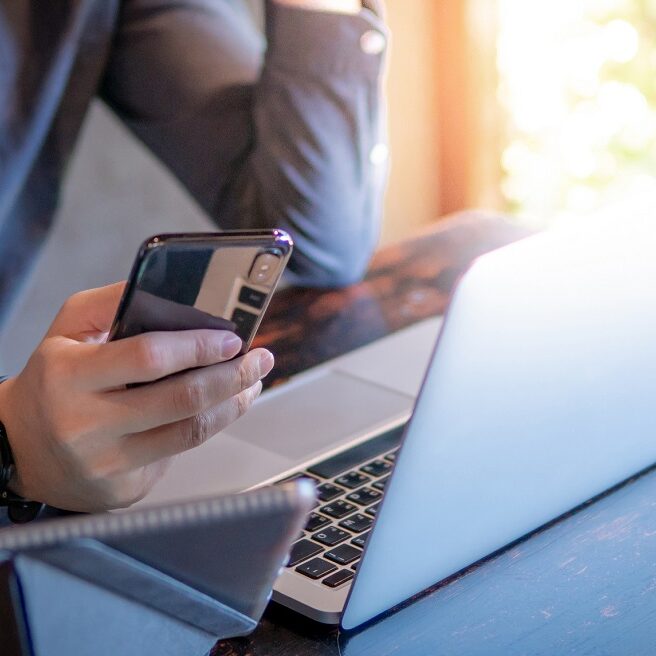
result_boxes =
[0,0,388,520]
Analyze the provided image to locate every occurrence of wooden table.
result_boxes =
[215,212,656,655]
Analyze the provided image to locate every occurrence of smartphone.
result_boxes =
[108,230,293,354]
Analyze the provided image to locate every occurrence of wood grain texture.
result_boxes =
[214,212,656,655]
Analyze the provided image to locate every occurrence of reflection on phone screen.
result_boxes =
[114,243,284,343]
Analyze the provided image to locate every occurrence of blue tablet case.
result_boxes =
[0,483,313,656]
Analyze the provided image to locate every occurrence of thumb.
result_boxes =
[47,282,127,339]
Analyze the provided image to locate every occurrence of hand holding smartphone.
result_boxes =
[109,230,293,354]
[0,231,292,512]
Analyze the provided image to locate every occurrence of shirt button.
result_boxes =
[360,30,386,56]
[369,143,389,165]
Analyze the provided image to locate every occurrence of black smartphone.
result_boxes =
[108,230,293,354]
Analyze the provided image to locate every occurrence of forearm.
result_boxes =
[102,0,388,287]
[222,1,389,286]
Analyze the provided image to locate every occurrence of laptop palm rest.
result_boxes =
[227,369,413,461]
[137,365,414,508]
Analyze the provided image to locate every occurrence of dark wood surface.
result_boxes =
[254,211,529,390]
[215,212,656,655]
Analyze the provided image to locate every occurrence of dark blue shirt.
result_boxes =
[0,0,388,327]
[0,0,387,526]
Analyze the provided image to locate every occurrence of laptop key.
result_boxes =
[321,500,357,519]
[361,460,392,477]
[339,514,373,533]
[384,451,398,463]
[295,558,337,580]
[288,539,323,567]
[365,503,380,517]
[351,531,370,548]
[322,569,355,588]
[372,475,390,491]
[317,483,345,502]
[346,487,382,506]
[307,423,406,479]
[312,526,351,546]
[305,512,331,532]
[335,472,371,489]
[324,544,362,566]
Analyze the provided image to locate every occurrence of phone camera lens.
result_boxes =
[249,252,281,284]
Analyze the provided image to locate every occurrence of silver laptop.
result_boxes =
[137,214,656,629]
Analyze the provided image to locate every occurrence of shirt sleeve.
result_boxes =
[100,0,388,286]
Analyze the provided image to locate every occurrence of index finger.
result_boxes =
[72,329,243,390]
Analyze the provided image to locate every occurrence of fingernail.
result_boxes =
[258,350,274,377]
[222,333,242,357]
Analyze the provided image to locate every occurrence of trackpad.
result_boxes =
[226,370,413,461]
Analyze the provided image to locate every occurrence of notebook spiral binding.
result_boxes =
[0,482,308,551]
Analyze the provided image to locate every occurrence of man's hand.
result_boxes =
[0,283,273,512]
[274,0,361,15]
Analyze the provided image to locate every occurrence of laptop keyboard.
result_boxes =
[279,422,406,589]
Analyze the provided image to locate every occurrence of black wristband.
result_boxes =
[0,419,13,490]
[0,376,13,490]
[0,377,43,523]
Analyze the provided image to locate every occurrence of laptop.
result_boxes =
[137,214,656,629]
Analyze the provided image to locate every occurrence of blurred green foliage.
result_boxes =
[498,0,656,224]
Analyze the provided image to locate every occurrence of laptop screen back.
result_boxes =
[343,217,656,629]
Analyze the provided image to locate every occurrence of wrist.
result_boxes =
[0,379,18,494]
[0,379,25,495]
[0,377,42,522]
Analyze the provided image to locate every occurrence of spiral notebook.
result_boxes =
[0,481,314,655]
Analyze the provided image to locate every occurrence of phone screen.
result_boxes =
[109,232,292,349]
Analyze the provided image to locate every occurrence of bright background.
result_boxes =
[385,0,656,239]
[497,0,656,226]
